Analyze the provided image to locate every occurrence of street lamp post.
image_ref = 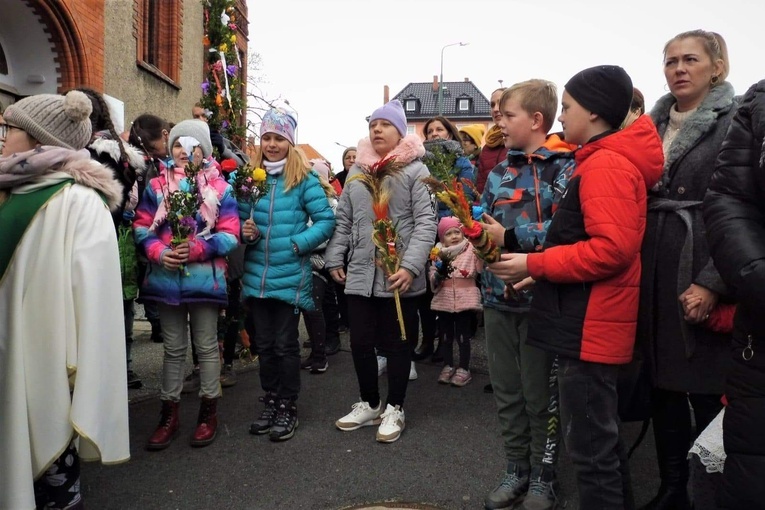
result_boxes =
[284,99,299,143]
[438,42,468,116]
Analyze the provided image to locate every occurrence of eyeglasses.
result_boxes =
[0,123,22,139]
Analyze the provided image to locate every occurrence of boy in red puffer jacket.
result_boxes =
[488,65,664,509]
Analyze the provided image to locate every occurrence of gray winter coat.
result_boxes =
[324,157,436,299]
[638,82,737,393]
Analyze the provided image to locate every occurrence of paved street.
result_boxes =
[82,317,660,509]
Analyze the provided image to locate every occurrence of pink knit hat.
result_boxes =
[438,216,462,242]
[310,158,331,182]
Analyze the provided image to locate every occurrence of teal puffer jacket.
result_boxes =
[238,171,335,310]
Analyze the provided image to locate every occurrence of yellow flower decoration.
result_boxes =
[430,247,440,260]
[230,34,237,43]
[219,43,228,52]
[252,167,267,181]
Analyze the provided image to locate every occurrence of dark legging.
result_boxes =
[417,284,438,352]
[322,278,340,346]
[437,310,473,370]
[347,294,417,408]
[302,273,328,358]
[222,279,243,365]
[651,388,723,490]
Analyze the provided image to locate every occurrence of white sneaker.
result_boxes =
[409,361,418,381]
[376,404,405,443]
[335,401,383,431]
[377,355,387,377]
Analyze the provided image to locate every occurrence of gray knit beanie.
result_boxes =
[168,119,213,158]
[4,90,93,150]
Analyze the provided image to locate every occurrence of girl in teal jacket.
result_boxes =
[239,108,334,442]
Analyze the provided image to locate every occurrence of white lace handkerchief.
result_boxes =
[688,407,726,473]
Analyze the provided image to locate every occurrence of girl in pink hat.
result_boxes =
[430,216,482,386]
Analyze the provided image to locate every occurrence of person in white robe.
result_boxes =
[0,90,130,510]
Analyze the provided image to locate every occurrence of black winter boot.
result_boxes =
[639,391,692,510]
[249,393,277,435]
[150,320,163,343]
[269,399,298,442]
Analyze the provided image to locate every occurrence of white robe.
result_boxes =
[0,180,130,509]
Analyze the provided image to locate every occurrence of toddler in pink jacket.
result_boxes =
[429,216,482,386]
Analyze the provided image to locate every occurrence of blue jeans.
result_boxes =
[558,357,633,510]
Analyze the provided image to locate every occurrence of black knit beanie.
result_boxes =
[564,65,633,129]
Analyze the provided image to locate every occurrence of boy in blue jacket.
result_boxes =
[479,79,577,510]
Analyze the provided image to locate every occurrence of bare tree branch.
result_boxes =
[246,49,280,143]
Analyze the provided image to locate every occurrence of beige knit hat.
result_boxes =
[4,90,93,150]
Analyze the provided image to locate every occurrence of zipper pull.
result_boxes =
[743,335,754,361]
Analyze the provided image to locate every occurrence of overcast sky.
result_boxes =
[246,0,764,169]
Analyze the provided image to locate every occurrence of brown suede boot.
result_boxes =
[190,397,218,447]
[146,400,179,451]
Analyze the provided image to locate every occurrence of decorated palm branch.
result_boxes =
[422,139,460,182]
[429,245,457,282]
[166,162,203,276]
[423,176,500,263]
[231,164,270,218]
[347,155,408,341]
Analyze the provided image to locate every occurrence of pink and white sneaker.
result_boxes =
[450,368,472,387]
[438,365,455,384]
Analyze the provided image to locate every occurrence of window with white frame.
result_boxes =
[405,100,416,112]
[406,125,415,135]
[458,99,470,111]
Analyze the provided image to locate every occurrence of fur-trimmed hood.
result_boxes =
[60,156,124,211]
[650,82,736,174]
[89,136,147,175]
[355,134,425,168]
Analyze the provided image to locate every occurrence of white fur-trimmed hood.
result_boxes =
[88,137,147,176]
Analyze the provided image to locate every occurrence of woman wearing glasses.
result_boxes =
[0,91,129,509]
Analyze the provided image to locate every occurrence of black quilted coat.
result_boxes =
[703,79,765,509]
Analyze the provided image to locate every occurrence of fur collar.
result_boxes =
[89,137,147,175]
[650,82,735,173]
[423,138,464,156]
[59,156,124,211]
[355,134,425,168]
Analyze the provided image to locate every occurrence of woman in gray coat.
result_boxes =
[637,30,737,510]
[325,99,436,443]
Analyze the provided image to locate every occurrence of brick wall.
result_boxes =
[27,0,105,92]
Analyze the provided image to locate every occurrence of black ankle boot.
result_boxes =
[150,321,163,343]
[430,339,444,363]
[639,485,690,510]
[412,339,434,361]
[642,390,692,510]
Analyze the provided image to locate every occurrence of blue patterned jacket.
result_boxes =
[480,134,577,311]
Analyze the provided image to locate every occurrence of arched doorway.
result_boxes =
[0,0,90,105]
